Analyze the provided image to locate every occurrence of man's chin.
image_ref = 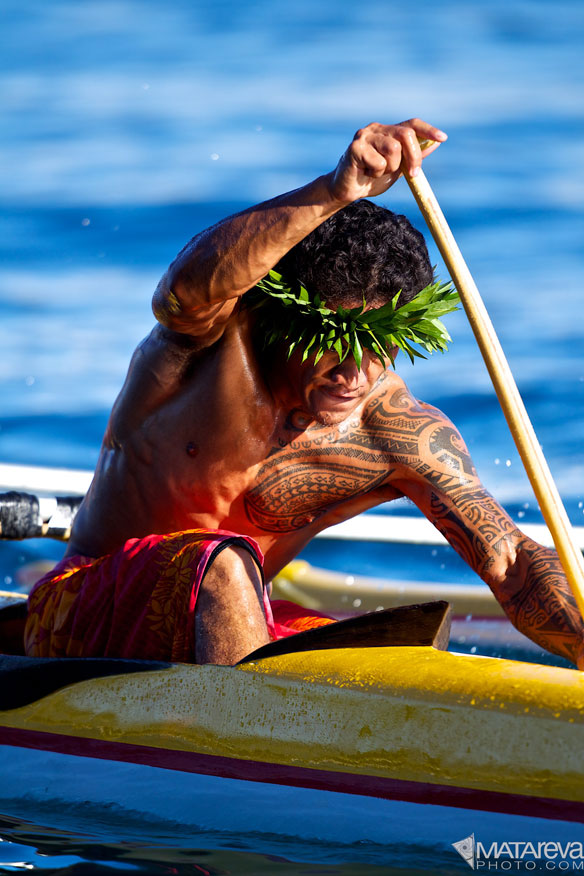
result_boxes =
[309,396,361,426]
[312,409,348,427]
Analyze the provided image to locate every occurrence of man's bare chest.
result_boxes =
[243,407,403,533]
[121,336,428,533]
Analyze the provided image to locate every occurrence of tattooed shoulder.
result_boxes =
[361,386,476,483]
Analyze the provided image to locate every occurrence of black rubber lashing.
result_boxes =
[0,492,41,539]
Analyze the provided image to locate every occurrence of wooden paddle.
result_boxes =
[404,158,584,618]
[238,600,452,663]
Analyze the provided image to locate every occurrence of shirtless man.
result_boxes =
[24,118,584,667]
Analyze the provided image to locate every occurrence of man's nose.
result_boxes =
[329,356,363,388]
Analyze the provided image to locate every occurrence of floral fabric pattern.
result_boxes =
[24,528,334,662]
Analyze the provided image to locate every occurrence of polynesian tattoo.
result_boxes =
[245,384,584,664]
[497,539,584,665]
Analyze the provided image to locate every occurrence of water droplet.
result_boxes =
[505,459,511,467]
[25,376,35,386]
[210,153,219,161]
[494,458,500,465]
[352,598,362,608]
[81,218,90,226]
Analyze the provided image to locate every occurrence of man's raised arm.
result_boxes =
[152,119,447,337]
[387,390,584,667]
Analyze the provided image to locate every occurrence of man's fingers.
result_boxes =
[419,140,442,157]
[399,117,448,144]
[351,120,447,180]
[394,126,424,178]
[330,119,447,202]
[351,136,393,178]
[397,119,447,177]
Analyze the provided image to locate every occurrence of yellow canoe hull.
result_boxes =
[1,646,583,812]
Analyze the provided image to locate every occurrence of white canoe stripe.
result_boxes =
[1,462,583,549]
[0,463,93,495]
[319,515,584,549]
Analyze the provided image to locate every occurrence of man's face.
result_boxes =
[283,346,392,426]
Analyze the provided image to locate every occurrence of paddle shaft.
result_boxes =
[405,167,584,618]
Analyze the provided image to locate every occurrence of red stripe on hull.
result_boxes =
[0,725,581,823]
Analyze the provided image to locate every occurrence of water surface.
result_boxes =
[1,0,583,871]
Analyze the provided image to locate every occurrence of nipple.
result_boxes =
[297,515,315,527]
[186,441,199,458]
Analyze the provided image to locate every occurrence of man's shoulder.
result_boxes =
[136,310,251,368]
[362,371,449,425]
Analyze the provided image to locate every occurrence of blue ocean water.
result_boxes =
[1,0,584,872]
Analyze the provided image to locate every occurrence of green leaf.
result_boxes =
[352,333,363,370]
[246,271,459,370]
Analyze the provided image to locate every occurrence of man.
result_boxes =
[24,119,584,667]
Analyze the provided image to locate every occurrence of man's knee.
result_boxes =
[195,544,268,665]
[200,544,264,605]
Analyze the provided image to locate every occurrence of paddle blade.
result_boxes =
[238,601,452,664]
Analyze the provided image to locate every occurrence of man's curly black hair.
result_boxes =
[275,199,433,310]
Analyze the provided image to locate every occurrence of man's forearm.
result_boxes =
[493,537,584,666]
[154,174,342,320]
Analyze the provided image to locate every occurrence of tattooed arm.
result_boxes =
[382,387,584,667]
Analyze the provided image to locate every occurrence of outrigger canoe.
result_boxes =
[0,588,583,865]
[1,474,584,864]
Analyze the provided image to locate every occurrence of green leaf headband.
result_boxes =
[247,269,460,369]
